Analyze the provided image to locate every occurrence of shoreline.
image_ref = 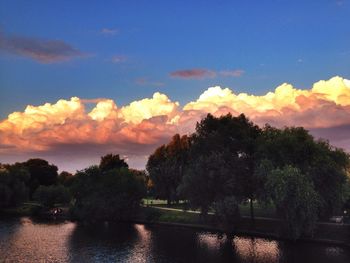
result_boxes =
[1,206,349,248]
[130,219,350,248]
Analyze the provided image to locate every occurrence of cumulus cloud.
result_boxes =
[0,32,84,63]
[0,76,349,171]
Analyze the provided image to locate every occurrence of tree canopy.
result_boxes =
[147,134,190,204]
[99,154,128,171]
[70,165,146,222]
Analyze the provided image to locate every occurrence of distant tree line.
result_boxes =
[0,159,65,208]
[0,154,146,222]
[147,113,350,239]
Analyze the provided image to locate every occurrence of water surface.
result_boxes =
[0,217,349,262]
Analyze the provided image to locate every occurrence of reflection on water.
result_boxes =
[0,217,349,263]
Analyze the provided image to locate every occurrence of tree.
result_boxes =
[266,165,320,240]
[33,184,70,207]
[178,152,233,215]
[181,113,262,220]
[0,164,30,208]
[258,126,350,218]
[99,154,128,172]
[147,134,190,204]
[58,171,74,187]
[23,159,58,196]
[70,166,146,221]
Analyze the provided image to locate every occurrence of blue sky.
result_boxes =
[1,0,349,118]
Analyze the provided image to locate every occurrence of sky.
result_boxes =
[0,0,350,172]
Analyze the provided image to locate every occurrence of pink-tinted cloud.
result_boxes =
[170,69,216,79]
[0,76,349,171]
[0,32,84,63]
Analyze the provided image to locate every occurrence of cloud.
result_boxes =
[101,28,119,36]
[0,32,84,63]
[170,69,216,79]
[220,69,245,77]
[170,68,245,79]
[0,76,349,171]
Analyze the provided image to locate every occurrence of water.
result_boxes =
[0,217,349,263]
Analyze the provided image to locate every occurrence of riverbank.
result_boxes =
[2,204,349,247]
[134,206,350,247]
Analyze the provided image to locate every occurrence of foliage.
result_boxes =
[58,171,74,187]
[33,184,70,207]
[179,113,262,218]
[99,153,128,171]
[23,158,58,196]
[147,134,190,203]
[266,165,320,240]
[0,164,30,208]
[258,125,350,218]
[178,152,233,214]
[70,166,146,221]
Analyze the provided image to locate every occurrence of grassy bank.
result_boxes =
[144,199,277,218]
[136,205,350,246]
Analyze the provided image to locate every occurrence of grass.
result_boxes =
[139,206,203,224]
[146,199,277,218]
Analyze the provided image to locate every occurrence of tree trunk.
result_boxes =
[250,198,255,229]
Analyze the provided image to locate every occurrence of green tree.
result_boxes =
[259,126,350,218]
[147,134,190,204]
[99,154,128,172]
[23,159,58,196]
[0,164,30,208]
[178,152,233,215]
[70,166,146,221]
[181,113,262,220]
[266,165,320,240]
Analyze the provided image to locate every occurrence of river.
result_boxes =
[0,217,349,262]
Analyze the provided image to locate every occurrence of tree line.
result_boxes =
[0,154,146,222]
[147,113,350,239]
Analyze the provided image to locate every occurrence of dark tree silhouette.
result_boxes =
[99,154,128,171]
[258,125,350,218]
[23,158,58,196]
[147,134,190,204]
[180,113,261,222]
